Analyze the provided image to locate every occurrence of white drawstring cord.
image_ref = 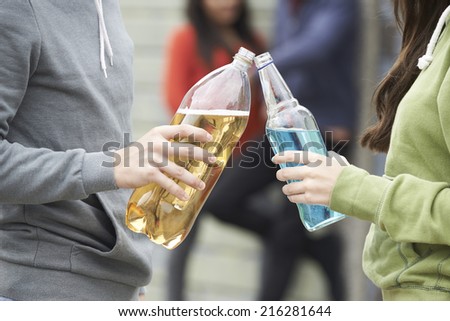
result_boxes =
[418,5,450,70]
[94,0,114,78]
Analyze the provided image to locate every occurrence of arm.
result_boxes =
[271,0,359,73]
[273,152,450,247]
[331,166,450,246]
[0,2,113,204]
[0,5,214,204]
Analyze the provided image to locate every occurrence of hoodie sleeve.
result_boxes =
[330,166,450,247]
[0,1,117,204]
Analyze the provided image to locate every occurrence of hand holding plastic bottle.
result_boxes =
[114,124,216,200]
[272,151,349,207]
[125,47,254,249]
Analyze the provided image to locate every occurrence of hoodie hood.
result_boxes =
[418,5,450,70]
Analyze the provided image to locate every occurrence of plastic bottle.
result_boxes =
[255,52,345,231]
[126,47,255,249]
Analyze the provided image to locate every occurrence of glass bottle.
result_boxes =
[126,47,255,249]
[255,52,345,231]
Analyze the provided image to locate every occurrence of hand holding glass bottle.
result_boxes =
[272,150,349,207]
[255,52,346,231]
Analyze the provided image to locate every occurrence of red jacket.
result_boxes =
[163,24,264,145]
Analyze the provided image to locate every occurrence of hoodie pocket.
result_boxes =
[23,199,119,271]
[436,254,450,289]
[69,190,152,286]
[412,243,432,258]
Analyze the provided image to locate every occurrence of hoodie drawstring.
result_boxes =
[95,0,114,78]
[418,5,450,70]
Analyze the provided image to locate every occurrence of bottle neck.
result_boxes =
[256,53,318,131]
[232,55,252,72]
[257,61,297,111]
[231,47,254,72]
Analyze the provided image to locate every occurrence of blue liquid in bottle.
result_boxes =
[266,127,345,231]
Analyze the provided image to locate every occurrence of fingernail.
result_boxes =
[198,181,206,190]
[207,133,213,141]
[208,155,217,163]
[271,156,276,163]
[180,192,189,201]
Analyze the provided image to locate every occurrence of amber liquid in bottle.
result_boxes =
[126,109,248,249]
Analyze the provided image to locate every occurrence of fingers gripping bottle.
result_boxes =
[255,52,345,231]
[126,47,254,249]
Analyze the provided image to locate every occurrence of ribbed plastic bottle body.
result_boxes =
[255,52,345,231]
[126,48,254,249]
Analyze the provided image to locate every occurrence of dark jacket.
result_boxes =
[271,0,360,132]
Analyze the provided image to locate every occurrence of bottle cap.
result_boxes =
[235,47,255,65]
[254,52,273,70]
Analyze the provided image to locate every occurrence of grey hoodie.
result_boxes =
[0,0,153,300]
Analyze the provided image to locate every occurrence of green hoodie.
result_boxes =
[330,14,450,300]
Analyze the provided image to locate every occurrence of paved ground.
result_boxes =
[140,187,375,301]
[143,214,331,301]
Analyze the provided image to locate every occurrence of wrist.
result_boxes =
[82,151,118,194]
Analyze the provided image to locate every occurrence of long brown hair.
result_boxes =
[187,0,263,67]
[361,0,450,152]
